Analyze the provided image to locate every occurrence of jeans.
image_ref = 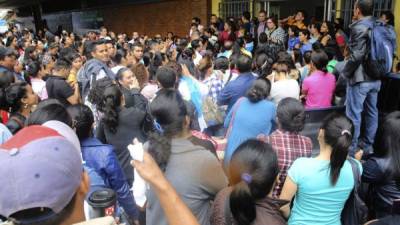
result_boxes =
[346,80,381,156]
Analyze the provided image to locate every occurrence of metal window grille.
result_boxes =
[219,0,251,19]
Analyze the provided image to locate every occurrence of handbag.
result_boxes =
[202,96,225,127]
[341,158,368,225]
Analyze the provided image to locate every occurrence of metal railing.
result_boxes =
[219,0,252,20]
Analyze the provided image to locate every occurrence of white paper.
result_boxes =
[128,142,147,207]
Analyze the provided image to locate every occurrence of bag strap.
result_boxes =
[225,97,244,138]
[224,193,233,225]
[10,115,24,129]
[347,158,361,189]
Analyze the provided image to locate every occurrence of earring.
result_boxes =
[24,103,29,109]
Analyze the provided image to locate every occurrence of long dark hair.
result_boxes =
[373,111,400,185]
[148,89,188,171]
[101,84,122,133]
[27,103,72,127]
[88,77,114,112]
[311,50,329,73]
[246,78,271,103]
[0,82,29,114]
[67,104,94,140]
[321,113,354,186]
[228,139,279,225]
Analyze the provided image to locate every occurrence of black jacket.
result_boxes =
[96,107,149,185]
[342,16,376,85]
[362,156,400,218]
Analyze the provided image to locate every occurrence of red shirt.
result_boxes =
[258,129,312,198]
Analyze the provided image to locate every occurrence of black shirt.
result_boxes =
[45,75,74,106]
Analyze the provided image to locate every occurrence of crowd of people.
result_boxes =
[0,0,399,224]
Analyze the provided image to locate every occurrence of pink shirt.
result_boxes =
[302,70,336,109]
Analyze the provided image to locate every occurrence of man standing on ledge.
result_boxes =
[342,0,380,158]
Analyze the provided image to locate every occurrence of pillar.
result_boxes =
[335,0,342,19]
[212,0,221,16]
[395,0,400,67]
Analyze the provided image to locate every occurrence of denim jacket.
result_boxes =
[81,138,139,220]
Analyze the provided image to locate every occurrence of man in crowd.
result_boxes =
[343,0,381,157]
[99,26,111,40]
[105,39,117,67]
[46,59,80,105]
[0,125,115,225]
[255,10,267,44]
[281,10,308,30]
[0,47,17,75]
[130,42,144,65]
[78,40,115,101]
[218,54,256,112]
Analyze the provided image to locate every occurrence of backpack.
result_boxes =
[361,19,397,80]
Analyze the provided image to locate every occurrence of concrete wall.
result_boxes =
[101,0,210,37]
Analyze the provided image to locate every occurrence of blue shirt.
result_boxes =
[300,42,312,55]
[288,37,300,51]
[223,98,276,165]
[217,72,256,113]
[288,157,362,225]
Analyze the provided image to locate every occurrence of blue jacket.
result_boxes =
[81,138,139,220]
[217,72,256,113]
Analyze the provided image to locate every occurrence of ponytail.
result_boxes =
[230,181,256,225]
[147,132,171,172]
[227,140,279,225]
[149,89,188,171]
[321,114,354,186]
[101,85,122,134]
[329,132,352,185]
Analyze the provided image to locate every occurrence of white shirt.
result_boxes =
[270,79,300,105]
[194,51,203,66]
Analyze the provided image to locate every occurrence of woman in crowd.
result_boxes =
[219,20,236,45]
[301,50,336,109]
[68,104,140,225]
[96,83,149,185]
[287,26,300,54]
[299,51,312,82]
[0,82,38,134]
[280,113,360,225]
[269,62,300,105]
[362,111,400,219]
[199,55,224,102]
[224,78,276,167]
[132,63,158,100]
[26,61,48,100]
[211,139,287,225]
[26,101,72,126]
[116,67,148,111]
[298,29,312,55]
[309,22,322,44]
[319,21,337,47]
[65,52,83,84]
[265,17,286,45]
[260,98,312,198]
[146,89,227,225]
[112,49,129,74]
[5,35,18,51]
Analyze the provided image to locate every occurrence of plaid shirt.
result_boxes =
[259,129,312,198]
[203,73,224,102]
